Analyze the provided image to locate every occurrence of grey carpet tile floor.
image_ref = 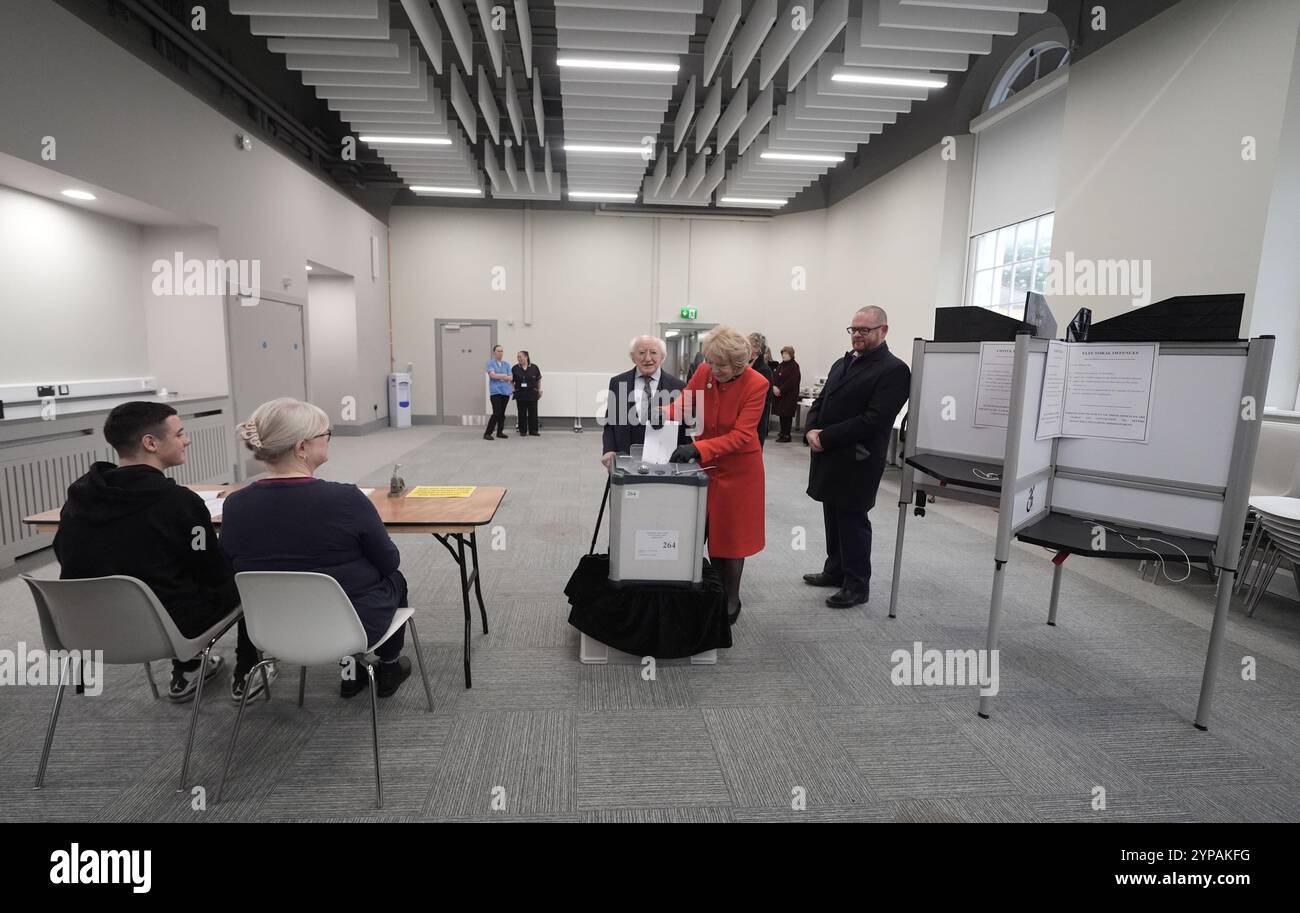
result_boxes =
[0,425,1297,821]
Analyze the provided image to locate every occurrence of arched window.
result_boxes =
[987,40,1070,111]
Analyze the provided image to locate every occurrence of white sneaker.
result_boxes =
[168,653,224,702]
[231,662,279,704]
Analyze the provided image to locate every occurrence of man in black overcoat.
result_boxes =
[803,306,911,608]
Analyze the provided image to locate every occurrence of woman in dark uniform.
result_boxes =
[772,345,802,442]
[511,350,542,436]
[667,326,768,625]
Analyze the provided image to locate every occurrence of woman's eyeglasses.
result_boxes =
[310,429,333,442]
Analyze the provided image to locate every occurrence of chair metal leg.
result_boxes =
[178,644,214,791]
[1247,551,1284,617]
[298,666,307,707]
[260,664,272,702]
[367,662,382,809]
[215,657,273,804]
[143,662,160,700]
[1236,517,1263,594]
[407,618,435,712]
[35,656,71,789]
[1243,541,1276,607]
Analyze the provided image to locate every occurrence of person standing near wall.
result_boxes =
[772,346,802,442]
[484,344,513,440]
[512,350,542,436]
[803,306,910,609]
[747,332,775,448]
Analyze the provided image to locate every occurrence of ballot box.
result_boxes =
[608,454,707,586]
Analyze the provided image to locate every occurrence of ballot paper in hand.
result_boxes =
[642,420,680,464]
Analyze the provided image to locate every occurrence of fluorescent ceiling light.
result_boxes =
[305,264,313,270]
[409,185,483,195]
[721,197,787,206]
[358,135,452,145]
[759,152,844,163]
[557,57,678,73]
[61,189,96,200]
[563,144,648,155]
[569,191,639,201]
[831,72,947,89]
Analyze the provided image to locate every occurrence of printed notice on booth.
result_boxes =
[1060,343,1158,442]
[973,342,1016,428]
[635,529,680,561]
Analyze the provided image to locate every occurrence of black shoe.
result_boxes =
[483,432,494,440]
[377,656,412,697]
[802,572,844,587]
[340,654,369,698]
[777,435,791,443]
[727,601,742,625]
[529,432,540,436]
[496,432,508,438]
[826,588,868,609]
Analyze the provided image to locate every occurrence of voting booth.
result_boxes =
[890,301,1273,730]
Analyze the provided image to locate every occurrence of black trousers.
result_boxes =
[354,571,408,662]
[516,398,538,434]
[822,502,873,594]
[486,394,509,435]
[173,579,259,674]
[779,416,793,437]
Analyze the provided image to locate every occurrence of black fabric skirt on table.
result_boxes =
[565,555,732,658]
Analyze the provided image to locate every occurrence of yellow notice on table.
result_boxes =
[406,485,477,498]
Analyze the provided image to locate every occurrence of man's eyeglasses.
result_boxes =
[847,325,885,336]
[310,429,333,441]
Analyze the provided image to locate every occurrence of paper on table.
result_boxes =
[642,420,680,464]
[359,488,375,496]
[197,490,222,501]
[206,499,224,520]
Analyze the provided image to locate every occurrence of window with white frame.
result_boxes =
[966,212,1054,316]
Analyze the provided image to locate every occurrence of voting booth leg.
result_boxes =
[888,503,907,619]
[1046,561,1063,626]
[977,561,1008,719]
[1194,575,1237,731]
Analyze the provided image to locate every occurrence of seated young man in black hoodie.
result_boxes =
[53,401,272,702]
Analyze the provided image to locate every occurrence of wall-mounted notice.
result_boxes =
[1060,343,1158,442]
[1035,340,1069,440]
[973,342,1016,428]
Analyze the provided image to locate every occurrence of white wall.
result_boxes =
[1251,23,1300,408]
[306,274,360,425]
[1048,0,1300,328]
[140,225,228,397]
[0,185,147,384]
[390,143,968,416]
[0,0,392,426]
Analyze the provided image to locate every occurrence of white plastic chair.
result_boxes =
[216,571,433,809]
[20,574,254,791]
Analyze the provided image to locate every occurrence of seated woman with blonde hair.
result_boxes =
[219,398,413,698]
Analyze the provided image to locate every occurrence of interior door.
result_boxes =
[226,296,308,478]
[440,322,494,420]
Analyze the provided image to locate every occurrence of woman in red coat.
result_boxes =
[668,325,768,625]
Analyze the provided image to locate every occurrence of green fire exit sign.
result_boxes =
[679,307,697,319]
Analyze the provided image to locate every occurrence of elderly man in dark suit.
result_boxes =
[601,335,687,469]
[803,306,910,608]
